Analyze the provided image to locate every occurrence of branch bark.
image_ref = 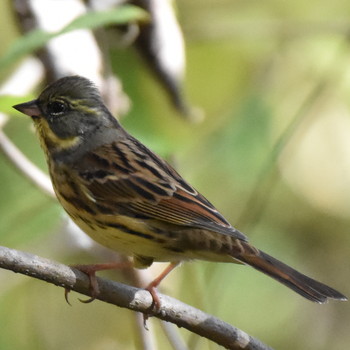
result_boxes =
[0,246,272,350]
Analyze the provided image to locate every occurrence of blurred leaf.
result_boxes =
[0,5,148,71]
[0,29,52,71]
[203,95,272,185]
[62,5,148,33]
[0,117,60,246]
[0,95,35,114]
[0,154,60,246]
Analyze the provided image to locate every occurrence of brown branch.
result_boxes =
[0,246,273,350]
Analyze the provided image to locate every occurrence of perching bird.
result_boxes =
[13,76,347,307]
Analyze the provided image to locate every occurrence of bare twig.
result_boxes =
[160,321,190,350]
[0,246,273,350]
[0,127,55,197]
[133,312,158,350]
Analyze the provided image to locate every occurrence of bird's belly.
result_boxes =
[50,172,173,260]
[66,209,183,262]
[54,185,241,264]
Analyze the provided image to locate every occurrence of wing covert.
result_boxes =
[74,139,247,241]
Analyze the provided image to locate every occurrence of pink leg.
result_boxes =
[145,262,180,310]
[66,262,132,303]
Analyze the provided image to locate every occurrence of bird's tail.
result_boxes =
[236,241,347,303]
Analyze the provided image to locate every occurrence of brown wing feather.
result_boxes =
[74,138,247,241]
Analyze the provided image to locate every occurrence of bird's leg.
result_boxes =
[145,262,180,310]
[66,262,132,304]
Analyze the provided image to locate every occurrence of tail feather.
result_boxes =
[238,243,347,303]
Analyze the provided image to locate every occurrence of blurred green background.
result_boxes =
[0,0,349,349]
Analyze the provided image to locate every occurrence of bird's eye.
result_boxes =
[47,101,67,116]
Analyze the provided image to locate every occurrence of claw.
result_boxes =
[64,288,72,306]
[72,264,100,302]
[66,262,131,304]
[78,296,97,304]
[143,314,150,330]
[142,284,161,326]
[142,262,180,325]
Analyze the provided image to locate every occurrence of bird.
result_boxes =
[13,75,347,308]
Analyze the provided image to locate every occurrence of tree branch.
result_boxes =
[0,246,272,350]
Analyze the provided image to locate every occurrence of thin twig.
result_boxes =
[0,126,55,197]
[134,312,158,350]
[160,321,190,350]
[0,246,273,350]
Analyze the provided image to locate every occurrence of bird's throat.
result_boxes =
[35,118,81,155]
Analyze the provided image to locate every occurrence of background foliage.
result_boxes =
[0,0,349,349]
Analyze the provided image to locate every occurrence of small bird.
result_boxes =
[13,76,347,307]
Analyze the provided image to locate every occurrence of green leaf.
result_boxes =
[0,29,54,70]
[0,5,148,71]
[62,5,148,33]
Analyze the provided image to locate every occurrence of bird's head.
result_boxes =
[13,76,118,153]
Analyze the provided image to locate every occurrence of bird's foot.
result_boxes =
[65,262,131,304]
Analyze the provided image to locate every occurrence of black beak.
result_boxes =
[13,99,41,118]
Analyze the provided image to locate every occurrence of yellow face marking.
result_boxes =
[34,117,80,153]
[70,100,99,114]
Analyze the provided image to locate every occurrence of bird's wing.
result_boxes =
[75,138,247,241]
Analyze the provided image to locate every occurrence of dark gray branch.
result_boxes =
[0,246,272,350]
